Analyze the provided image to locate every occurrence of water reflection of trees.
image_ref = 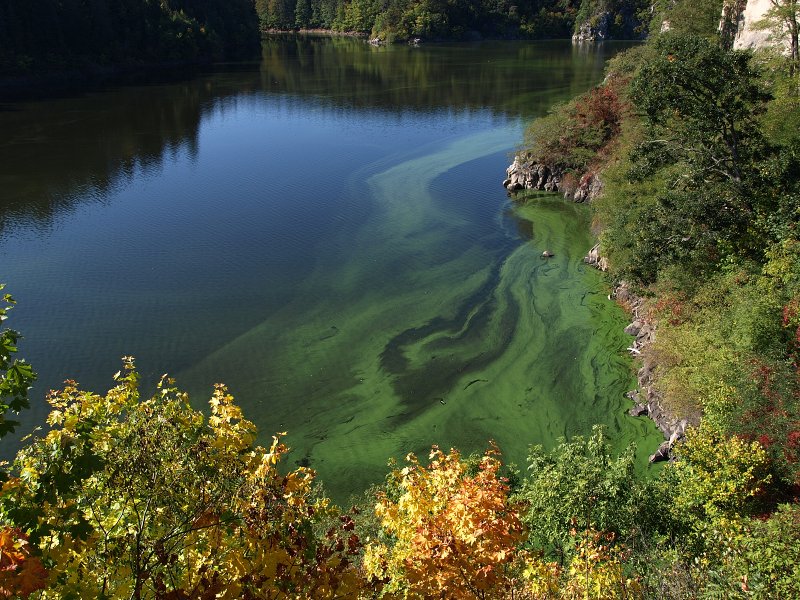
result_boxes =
[258,36,615,119]
[0,80,217,236]
[0,36,623,236]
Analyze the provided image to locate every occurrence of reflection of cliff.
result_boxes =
[258,36,614,119]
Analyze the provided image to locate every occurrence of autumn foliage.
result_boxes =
[364,444,525,599]
[0,362,798,598]
[0,528,46,599]
[523,75,629,174]
[0,360,362,599]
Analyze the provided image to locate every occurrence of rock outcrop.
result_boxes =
[503,156,604,203]
[729,0,780,52]
[583,243,608,271]
[503,156,562,193]
[571,6,646,43]
[572,12,613,42]
[572,171,603,203]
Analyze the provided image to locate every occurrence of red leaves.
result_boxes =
[0,528,47,599]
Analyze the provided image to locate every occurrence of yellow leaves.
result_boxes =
[6,362,370,600]
[522,553,562,598]
[560,530,642,600]
[672,424,773,526]
[283,469,313,505]
[208,383,256,452]
[366,443,524,598]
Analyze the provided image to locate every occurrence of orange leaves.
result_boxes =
[0,528,47,599]
[366,443,525,599]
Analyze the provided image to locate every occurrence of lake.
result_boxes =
[0,36,661,500]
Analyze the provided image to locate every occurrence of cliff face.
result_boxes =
[726,0,794,54]
[503,157,604,203]
[572,1,649,42]
[731,0,776,50]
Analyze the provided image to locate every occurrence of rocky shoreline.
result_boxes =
[611,282,694,463]
[503,155,603,203]
[505,155,693,462]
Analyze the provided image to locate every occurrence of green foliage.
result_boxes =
[630,33,770,186]
[670,425,772,530]
[650,0,725,38]
[707,504,800,599]
[574,0,651,38]
[639,244,800,488]
[518,426,646,562]
[0,285,36,441]
[254,0,652,41]
[753,0,800,75]
[523,75,628,176]
[610,33,784,281]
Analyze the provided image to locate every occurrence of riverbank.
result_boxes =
[507,168,688,463]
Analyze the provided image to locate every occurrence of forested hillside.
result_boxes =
[257,0,652,41]
[0,0,659,75]
[0,0,260,75]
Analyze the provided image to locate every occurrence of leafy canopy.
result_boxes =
[0,360,362,599]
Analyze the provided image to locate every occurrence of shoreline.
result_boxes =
[506,156,690,461]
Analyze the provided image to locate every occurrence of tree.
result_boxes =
[295,0,312,27]
[625,33,774,279]
[0,285,36,442]
[669,424,773,537]
[363,443,525,599]
[0,361,362,599]
[518,426,644,565]
[0,287,45,599]
[631,33,770,186]
[660,0,728,38]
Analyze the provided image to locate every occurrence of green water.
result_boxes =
[0,37,661,500]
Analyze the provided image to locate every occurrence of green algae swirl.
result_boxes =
[177,127,662,501]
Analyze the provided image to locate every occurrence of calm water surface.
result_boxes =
[0,37,661,499]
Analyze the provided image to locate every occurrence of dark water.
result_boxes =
[0,36,660,500]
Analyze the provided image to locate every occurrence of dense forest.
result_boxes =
[2,0,800,598]
[256,0,652,41]
[0,0,656,77]
[0,0,260,75]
